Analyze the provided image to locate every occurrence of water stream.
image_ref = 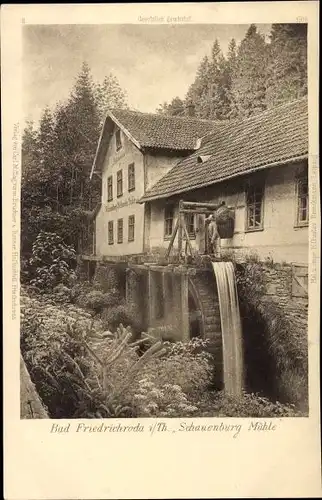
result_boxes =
[212,261,244,396]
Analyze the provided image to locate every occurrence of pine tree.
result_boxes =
[185,55,212,118]
[265,23,307,108]
[230,25,269,118]
[94,73,128,124]
[224,38,238,117]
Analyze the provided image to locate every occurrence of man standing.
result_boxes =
[206,212,221,258]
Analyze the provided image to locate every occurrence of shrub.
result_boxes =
[53,284,72,304]
[101,303,141,333]
[27,231,76,291]
[199,391,303,418]
[21,291,305,420]
[79,289,121,314]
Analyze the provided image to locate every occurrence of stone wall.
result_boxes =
[261,263,308,339]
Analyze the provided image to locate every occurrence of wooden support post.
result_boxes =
[182,220,194,257]
[178,200,183,259]
[165,217,179,260]
[181,274,190,342]
[147,270,155,327]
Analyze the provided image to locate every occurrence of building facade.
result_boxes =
[143,160,309,264]
[90,109,218,258]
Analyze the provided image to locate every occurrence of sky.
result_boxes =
[23,23,272,124]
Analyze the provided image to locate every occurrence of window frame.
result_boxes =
[245,182,265,232]
[184,213,196,240]
[295,174,309,227]
[164,205,175,240]
[108,220,114,245]
[128,214,135,242]
[128,163,135,192]
[117,218,123,244]
[107,175,113,202]
[115,129,122,151]
[116,169,123,198]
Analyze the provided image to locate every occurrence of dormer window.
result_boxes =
[115,129,122,151]
[197,155,211,164]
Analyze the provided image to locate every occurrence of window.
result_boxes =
[246,183,264,231]
[164,205,174,238]
[115,129,122,151]
[128,215,135,242]
[128,163,135,192]
[117,218,123,244]
[296,175,309,226]
[117,170,123,197]
[107,176,113,202]
[108,221,114,245]
[184,213,196,239]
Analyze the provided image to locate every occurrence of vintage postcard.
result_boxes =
[2,2,321,499]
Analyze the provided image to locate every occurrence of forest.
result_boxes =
[20,24,308,419]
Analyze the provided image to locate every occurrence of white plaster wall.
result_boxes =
[95,129,145,256]
[145,154,184,191]
[148,162,309,265]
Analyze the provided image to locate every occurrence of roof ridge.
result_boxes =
[232,96,308,124]
[108,107,227,125]
[199,96,308,144]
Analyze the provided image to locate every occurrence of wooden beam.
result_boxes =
[165,217,179,259]
[147,270,154,325]
[178,200,183,257]
[181,201,221,210]
[180,274,190,342]
[182,221,194,257]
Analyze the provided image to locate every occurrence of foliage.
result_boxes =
[21,289,305,418]
[156,96,185,116]
[80,289,121,314]
[101,303,142,333]
[27,231,77,291]
[157,24,307,120]
[198,391,303,417]
[21,62,128,260]
[20,293,207,418]
[266,24,307,108]
[230,24,269,118]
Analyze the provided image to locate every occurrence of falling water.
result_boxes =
[212,261,244,396]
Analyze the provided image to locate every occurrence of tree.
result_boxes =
[224,38,238,117]
[185,55,212,118]
[94,73,128,124]
[156,96,185,116]
[230,24,269,118]
[265,23,307,108]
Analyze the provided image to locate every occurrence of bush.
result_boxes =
[79,289,121,314]
[101,303,141,332]
[27,231,76,291]
[53,284,72,304]
[199,391,303,418]
[20,291,305,420]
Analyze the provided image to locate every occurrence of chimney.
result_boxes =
[186,101,195,117]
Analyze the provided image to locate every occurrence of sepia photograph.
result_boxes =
[20,22,310,420]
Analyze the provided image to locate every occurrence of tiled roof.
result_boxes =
[140,97,308,202]
[110,109,220,150]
